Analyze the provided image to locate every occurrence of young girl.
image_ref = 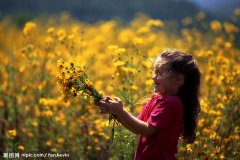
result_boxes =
[98,49,201,160]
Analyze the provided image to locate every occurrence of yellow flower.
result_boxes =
[131,85,138,91]
[205,75,214,83]
[114,61,125,67]
[210,20,222,32]
[23,21,36,36]
[234,8,240,16]
[208,66,215,74]
[85,79,93,88]
[51,148,57,152]
[223,22,238,33]
[94,137,99,143]
[71,87,76,95]
[132,37,143,45]
[41,110,53,117]
[220,155,225,159]
[224,42,232,49]
[217,103,224,109]
[186,144,192,153]
[145,79,153,86]
[57,138,65,144]
[31,121,38,127]
[8,129,17,137]
[44,37,54,46]
[95,146,101,151]
[210,131,217,140]
[106,85,114,93]
[68,34,75,40]
[181,17,193,26]
[128,68,137,74]
[118,29,134,43]
[116,48,126,55]
[206,50,214,56]
[198,119,205,127]
[108,45,119,50]
[57,29,66,41]
[137,26,150,34]
[146,19,164,27]
[143,61,152,68]
[87,146,92,150]
[46,140,52,146]
[47,27,55,34]
[57,59,64,69]
[18,145,25,151]
[195,11,205,21]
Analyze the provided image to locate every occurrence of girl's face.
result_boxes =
[152,59,184,97]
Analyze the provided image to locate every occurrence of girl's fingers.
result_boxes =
[114,97,122,104]
[105,96,112,100]
[103,96,112,103]
[100,99,107,104]
[98,100,107,108]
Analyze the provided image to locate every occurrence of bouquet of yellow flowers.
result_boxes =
[56,59,117,140]
[56,59,102,103]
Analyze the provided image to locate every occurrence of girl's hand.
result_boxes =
[98,97,123,115]
[98,96,111,113]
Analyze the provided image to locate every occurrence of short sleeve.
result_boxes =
[148,100,175,130]
[137,94,163,121]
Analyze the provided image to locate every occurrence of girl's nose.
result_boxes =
[152,74,156,80]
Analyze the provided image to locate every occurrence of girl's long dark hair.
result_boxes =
[160,49,201,143]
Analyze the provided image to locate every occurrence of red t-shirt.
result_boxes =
[135,94,183,160]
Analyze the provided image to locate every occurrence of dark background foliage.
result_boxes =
[1,0,240,26]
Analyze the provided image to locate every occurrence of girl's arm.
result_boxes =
[116,108,157,137]
[99,97,157,137]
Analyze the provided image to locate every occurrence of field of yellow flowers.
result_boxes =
[0,11,239,159]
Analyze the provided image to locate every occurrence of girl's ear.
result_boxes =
[176,74,185,87]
